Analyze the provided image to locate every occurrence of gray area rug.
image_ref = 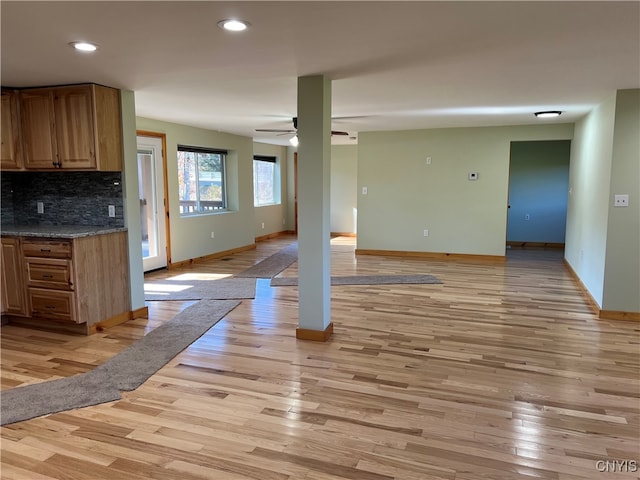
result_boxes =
[1,300,240,426]
[234,242,298,278]
[270,274,442,286]
[144,277,255,301]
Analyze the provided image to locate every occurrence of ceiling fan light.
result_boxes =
[534,110,562,118]
[218,19,250,31]
[69,41,98,52]
[289,135,299,147]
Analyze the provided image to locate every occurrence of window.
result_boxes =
[253,155,279,206]
[177,145,227,216]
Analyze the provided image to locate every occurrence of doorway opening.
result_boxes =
[507,140,571,250]
[137,133,170,271]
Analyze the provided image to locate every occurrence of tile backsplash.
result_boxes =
[1,171,125,228]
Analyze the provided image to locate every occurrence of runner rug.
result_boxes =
[234,242,298,278]
[1,300,240,426]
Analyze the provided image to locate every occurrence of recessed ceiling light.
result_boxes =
[534,110,562,118]
[217,19,250,32]
[69,41,98,52]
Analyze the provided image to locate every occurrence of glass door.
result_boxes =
[137,135,167,271]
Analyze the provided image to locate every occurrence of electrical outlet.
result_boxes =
[261,222,265,229]
[614,194,629,207]
[37,202,44,214]
[108,205,116,217]
[423,229,429,237]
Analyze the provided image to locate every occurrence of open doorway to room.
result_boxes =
[507,140,571,250]
[137,132,170,271]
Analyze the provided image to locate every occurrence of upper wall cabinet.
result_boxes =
[0,90,23,170]
[18,84,123,171]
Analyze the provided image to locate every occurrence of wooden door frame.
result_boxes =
[136,130,171,266]
[294,152,298,234]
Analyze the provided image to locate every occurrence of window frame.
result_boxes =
[177,144,228,217]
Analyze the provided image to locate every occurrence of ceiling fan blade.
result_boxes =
[331,130,350,136]
[255,129,296,133]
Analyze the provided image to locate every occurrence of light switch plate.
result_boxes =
[108,205,116,217]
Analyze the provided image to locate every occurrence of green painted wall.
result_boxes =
[331,145,358,234]
[121,91,145,310]
[357,124,574,256]
[253,142,289,237]
[507,140,571,244]
[602,89,640,312]
[135,117,255,263]
[565,95,616,307]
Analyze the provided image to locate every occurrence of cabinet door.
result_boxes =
[1,237,28,316]
[20,89,58,169]
[1,90,23,170]
[54,85,97,169]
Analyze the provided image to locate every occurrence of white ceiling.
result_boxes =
[2,1,638,146]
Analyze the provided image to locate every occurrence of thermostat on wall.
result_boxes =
[468,172,479,181]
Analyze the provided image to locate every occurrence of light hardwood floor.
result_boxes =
[1,235,639,479]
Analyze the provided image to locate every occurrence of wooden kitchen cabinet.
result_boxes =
[18,88,57,169]
[1,237,28,316]
[21,232,130,326]
[2,231,130,333]
[1,90,24,170]
[19,84,123,171]
[24,238,76,322]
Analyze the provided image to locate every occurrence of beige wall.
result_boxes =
[357,124,574,256]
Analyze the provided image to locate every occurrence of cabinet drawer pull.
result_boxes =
[41,274,54,279]
[44,305,56,309]
[40,248,51,253]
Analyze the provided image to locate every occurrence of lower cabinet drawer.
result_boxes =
[26,258,73,290]
[28,288,76,322]
[23,239,72,259]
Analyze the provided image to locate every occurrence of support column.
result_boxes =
[296,75,333,341]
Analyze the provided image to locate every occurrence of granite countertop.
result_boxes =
[1,225,128,239]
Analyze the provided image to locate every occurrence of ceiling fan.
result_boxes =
[255,117,349,137]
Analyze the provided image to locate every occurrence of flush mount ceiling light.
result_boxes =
[534,110,562,118]
[289,135,299,147]
[217,19,251,32]
[69,41,98,52]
